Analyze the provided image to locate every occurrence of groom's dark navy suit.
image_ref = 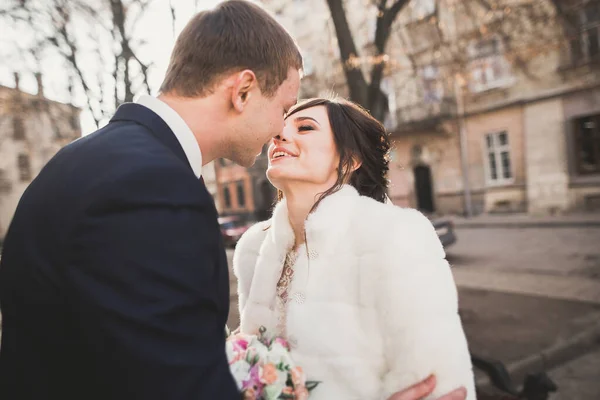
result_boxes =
[0,104,239,399]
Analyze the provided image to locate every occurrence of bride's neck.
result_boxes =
[283,188,319,248]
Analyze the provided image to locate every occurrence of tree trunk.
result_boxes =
[327,0,410,122]
[326,0,368,107]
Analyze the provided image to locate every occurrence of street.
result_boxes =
[226,222,600,398]
[447,226,600,279]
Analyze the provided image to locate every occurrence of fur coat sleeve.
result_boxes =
[374,207,476,400]
[232,221,269,319]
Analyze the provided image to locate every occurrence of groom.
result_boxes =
[0,1,465,399]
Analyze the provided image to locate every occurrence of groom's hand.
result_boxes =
[386,375,467,400]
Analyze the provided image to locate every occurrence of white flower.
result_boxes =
[246,337,270,364]
[225,341,236,362]
[229,359,252,391]
[266,341,294,367]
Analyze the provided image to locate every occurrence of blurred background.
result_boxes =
[1,0,600,398]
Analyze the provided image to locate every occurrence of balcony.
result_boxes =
[392,97,457,133]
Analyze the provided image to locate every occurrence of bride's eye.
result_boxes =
[298,125,314,132]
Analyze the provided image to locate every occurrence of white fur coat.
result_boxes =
[233,185,476,400]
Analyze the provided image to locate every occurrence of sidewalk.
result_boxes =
[459,288,600,392]
[452,212,600,228]
[548,345,600,399]
[452,267,600,305]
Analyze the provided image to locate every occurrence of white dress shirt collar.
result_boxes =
[136,95,203,178]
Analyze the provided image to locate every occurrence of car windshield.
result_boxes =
[220,219,244,229]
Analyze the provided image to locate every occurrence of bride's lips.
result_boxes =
[269,146,298,162]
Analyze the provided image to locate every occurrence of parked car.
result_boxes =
[218,216,253,247]
[431,217,457,248]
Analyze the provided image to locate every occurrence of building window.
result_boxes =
[380,76,397,131]
[223,185,231,209]
[236,181,246,208]
[468,37,514,93]
[485,131,512,184]
[569,2,600,65]
[13,116,25,140]
[574,114,600,175]
[421,65,444,104]
[410,0,435,20]
[18,154,32,181]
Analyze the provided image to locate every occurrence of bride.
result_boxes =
[232,98,476,400]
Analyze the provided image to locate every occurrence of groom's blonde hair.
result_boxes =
[160,0,303,98]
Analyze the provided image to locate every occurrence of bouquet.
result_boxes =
[226,327,319,399]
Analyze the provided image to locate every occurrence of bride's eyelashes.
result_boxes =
[297,125,315,132]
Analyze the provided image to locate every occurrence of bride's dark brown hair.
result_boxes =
[276,97,390,212]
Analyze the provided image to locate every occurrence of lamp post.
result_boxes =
[454,73,473,218]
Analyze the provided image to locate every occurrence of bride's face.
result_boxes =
[266,105,339,191]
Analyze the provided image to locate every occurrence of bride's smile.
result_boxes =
[266,106,340,193]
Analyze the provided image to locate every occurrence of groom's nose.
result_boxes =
[274,126,292,142]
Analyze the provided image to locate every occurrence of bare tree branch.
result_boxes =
[169,0,176,37]
[52,2,102,126]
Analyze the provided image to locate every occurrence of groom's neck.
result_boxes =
[158,93,225,165]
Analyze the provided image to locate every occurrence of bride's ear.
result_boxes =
[339,156,362,181]
[231,70,257,112]
[350,155,362,172]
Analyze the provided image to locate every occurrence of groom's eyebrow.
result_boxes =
[295,116,320,126]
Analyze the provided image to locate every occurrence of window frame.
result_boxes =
[573,114,600,176]
[483,130,514,186]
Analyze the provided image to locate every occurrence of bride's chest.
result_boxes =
[284,243,378,311]
[282,246,382,357]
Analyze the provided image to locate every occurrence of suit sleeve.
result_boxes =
[376,209,476,400]
[66,166,240,400]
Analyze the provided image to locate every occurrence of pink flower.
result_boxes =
[295,385,309,400]
[232,337,249,352]
[242,364,264,397]
[281,386,294,396]
[274,337,291,351]
[242,387,257,400]
[291,366,306,387]
[259,363,278,385]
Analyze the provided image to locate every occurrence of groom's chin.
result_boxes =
[236,154,257,169]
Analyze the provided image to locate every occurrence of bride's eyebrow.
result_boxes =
[294,116,320,126]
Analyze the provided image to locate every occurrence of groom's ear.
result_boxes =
[231,70,257,113]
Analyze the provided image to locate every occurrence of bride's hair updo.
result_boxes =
[278,97,391,212]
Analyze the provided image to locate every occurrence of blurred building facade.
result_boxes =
[202,160,220,213]
[263,0,600,215]
[214,144,277,222]
[0,73,81,241]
